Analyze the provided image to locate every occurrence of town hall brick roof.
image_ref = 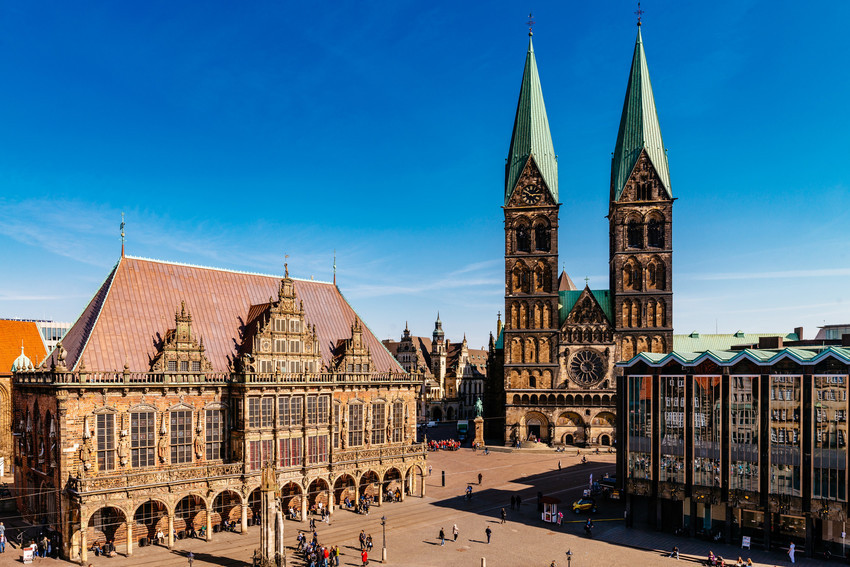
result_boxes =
[0,320,46,373]
[43,256,402,373]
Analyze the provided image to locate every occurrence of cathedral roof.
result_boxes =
[505,34,558,205]
[558,269,577,291]
[611,27,672,201]
[0,320,46,374]
[42,255,402,373]
[559,288,612,325]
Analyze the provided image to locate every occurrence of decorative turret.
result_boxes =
[505,32,558,205]
[11,344,34,372]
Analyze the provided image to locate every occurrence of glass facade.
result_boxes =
[627,376,652,480]
[659,376,685,483]
[813,375,847,501]
[729,376,759,491]
[693,376,721,487]
[770,375,801,496]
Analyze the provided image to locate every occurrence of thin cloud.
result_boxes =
[689,268,850,281]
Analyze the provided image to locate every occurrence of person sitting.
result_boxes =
[735,557,743,567]
[198,525,206,539]
[156,529,165,545]
[344,497,351,508]
[91,542,103,556]
[707,551,716,566]
[186,526,196,538]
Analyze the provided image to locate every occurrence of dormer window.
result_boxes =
[167,360,177,372]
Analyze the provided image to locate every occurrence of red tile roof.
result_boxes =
[45,256,402,373]
[0,320,47,373]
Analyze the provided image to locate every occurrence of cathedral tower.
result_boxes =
[503,32,560,444]
[609,26,674,360]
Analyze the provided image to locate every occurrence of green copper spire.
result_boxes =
[505,34,558,205]
[612,28,671,201]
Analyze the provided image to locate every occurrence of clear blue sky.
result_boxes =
[1,1,848,349]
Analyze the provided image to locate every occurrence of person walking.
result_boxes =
[439,527,445,546]
[187,551,194,566]
[478,472,482,485]
[516,495,522,507]
[361,548,368,566]
[788,542,795,564]
[558,460,561,470]
[452,524,458,542]
[428,464,433,477]
[366,535,373,553]
[485,526,492,544]
[500,508,507,524]
[333,545,341,567]
[359,530,367,551]
[0,522,5,553]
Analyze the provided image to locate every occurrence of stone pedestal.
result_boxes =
[473,416,485,446]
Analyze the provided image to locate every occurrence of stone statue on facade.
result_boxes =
[117,434,130,466]
[474,396,484,418]
[157,432,168,463]
[194,433,205,459]
[80,438,93,471]
[340,416,347,449]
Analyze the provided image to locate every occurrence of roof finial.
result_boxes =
[635,1,644,26]
[284,254,289,278]
[333,249,337,286]
[120,212,125,257]
[585,276,590,286]
[526,11,535,36]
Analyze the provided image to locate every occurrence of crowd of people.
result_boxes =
[295,529,341,567]
[428,439,460,451]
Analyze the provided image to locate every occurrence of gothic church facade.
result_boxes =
[488,25,674,446]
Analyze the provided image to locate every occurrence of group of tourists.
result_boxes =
[295,530,341,567]
[428,439,460,451]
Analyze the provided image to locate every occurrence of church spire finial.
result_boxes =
[526,11,535,36]
[120,212,125,258]
[635,1,644,26]
[333,250,337,286]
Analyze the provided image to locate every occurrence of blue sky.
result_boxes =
[1,1,848,349]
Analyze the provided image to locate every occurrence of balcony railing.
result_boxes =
[14,370,420,387]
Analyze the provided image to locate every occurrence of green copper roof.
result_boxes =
[619,346,850,368]
[672,332,799,353]
[495,328,504,350]
[505,34,558,205]
[612,28,671,201]
[559,289,612,325]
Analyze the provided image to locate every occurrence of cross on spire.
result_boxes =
[526,11,535,35]
[635,1,644,26]
[120,212,125,257]
[585,276,590,286]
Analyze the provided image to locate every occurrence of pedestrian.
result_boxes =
[558,460,561,470]
[361,548,368,566]
[333,545,341,567]
[516,495,522,507]
[485,526,491,544]
[366,535,373,552]
[668,545,678,559]
[359,530,366,551]
[439,527,445,546]
[788,542,795,564]
[452,524,458,542]
[478,472,483,485]
[428,464,433,477]
[589,473,593,488]
[500,508,507,524]
[557,511,563,526]
[187,551,194,566]
[0,522,4,553]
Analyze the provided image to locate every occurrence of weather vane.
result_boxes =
[120,212,126,257]
[635,1,644,26]
[527,11,535,35]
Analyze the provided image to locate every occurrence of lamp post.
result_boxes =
[381,515,387,562]
[566,549,572,567]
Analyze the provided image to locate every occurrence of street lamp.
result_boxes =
[566,549,572,567]
[381,515,387,562]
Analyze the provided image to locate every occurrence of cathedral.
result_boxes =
[486,23,674,446]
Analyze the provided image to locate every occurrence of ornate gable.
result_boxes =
[506,157,557,209]
[238,266,323,375]
[616,149,669,204]
[333,318,374,374]
[561,288,613,344]
[150,301,213,373]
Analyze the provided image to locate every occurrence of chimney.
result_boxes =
[794,327,804,341]
[758,336,783,349]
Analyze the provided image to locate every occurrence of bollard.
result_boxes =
[481,557,486,567]
[442,470,446,487]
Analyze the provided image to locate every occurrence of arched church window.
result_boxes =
[648,218,664,248]
[516,225,530,252]
[534,224,550,251]
[627,220,642,249]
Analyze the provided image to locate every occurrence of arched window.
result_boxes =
[534,224,550,251]
[622,259,641,291]
[516,224,530,252]
[648,217,664,248]
[627,219,642,249]
[648,260,666,290]
[529,375,536,389]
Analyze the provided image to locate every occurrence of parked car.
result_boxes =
[572,497,597,514]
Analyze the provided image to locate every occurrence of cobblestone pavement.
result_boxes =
[0,449,817,566]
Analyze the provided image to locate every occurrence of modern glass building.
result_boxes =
[617,341,850,557]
